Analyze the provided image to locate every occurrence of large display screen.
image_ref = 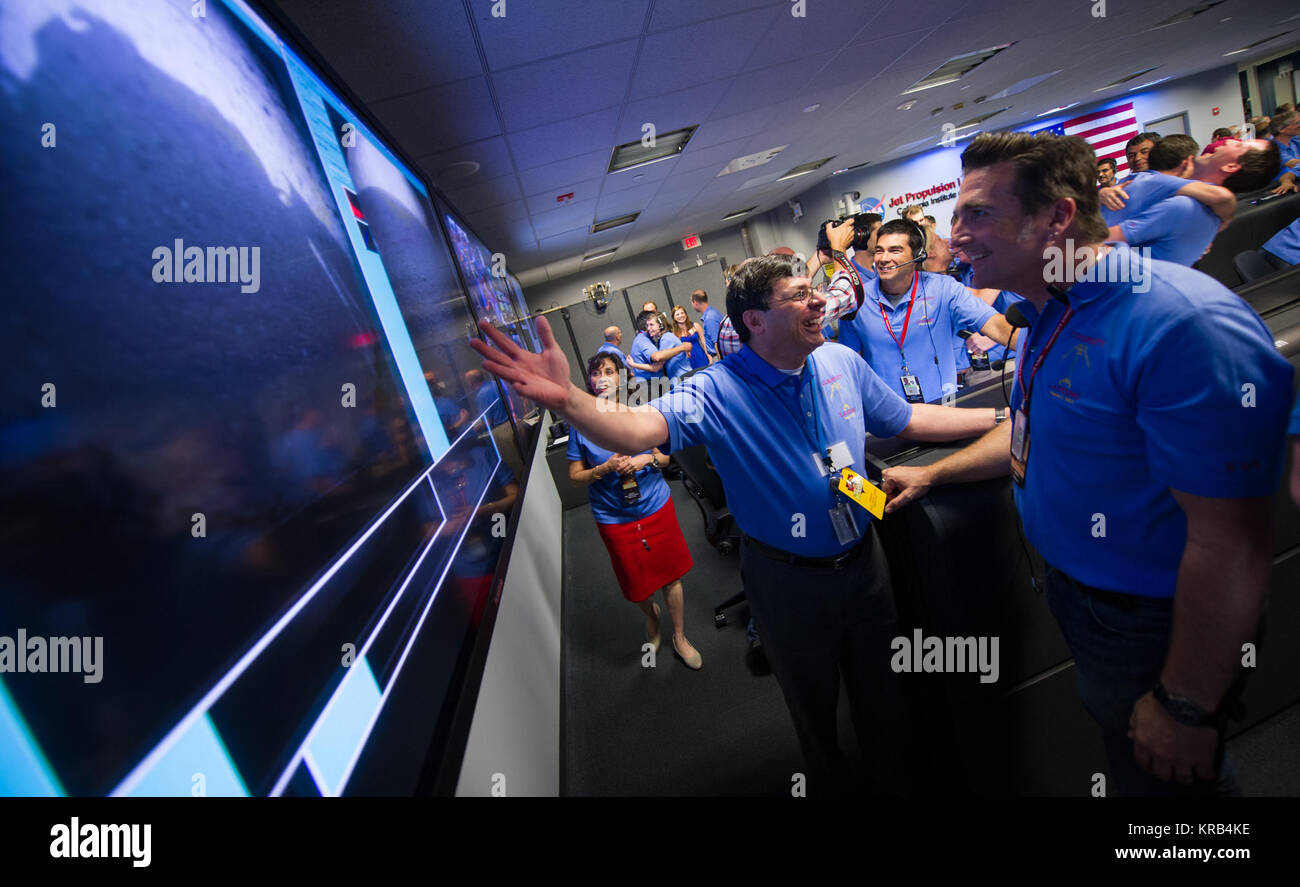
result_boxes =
[0,0,519,796]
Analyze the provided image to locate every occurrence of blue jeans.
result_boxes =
[1044,565,1242,797]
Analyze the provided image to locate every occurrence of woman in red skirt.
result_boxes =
[567,353,702,669]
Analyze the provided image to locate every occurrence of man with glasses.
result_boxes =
[471,255,1001,795]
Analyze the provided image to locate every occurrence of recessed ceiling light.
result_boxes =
[802,103,821,113]
[1144,1,1226,32]
[716,145,787,177]
[777,156,837,182]
[1128,77,1170,91]
[897,100,916,111]
[1094,65,1161,91]
[1224,32,1293,56]
[1036,102,1079,117]
[901,44,1014,94]
[435,160,480,183]
[720,206,757,221]
[607,126,697,173]
[582,248,618,263]
[591,212,639,233]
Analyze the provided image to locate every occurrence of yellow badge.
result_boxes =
[837,467,885,520]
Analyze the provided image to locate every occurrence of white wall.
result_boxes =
[521,227,750,314]
[455,413,564,797]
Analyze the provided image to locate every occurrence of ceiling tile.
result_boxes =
[441,171,523,215]
[507,108,621,171]
[517,151,611,197]
[630,7,782,100]
[416,136,516,190]
[613,80,731,143]
[648,0,785,32]
[494,41,640,131]
[472,0,652,71]
[369,77,500,156]
[532,200,599,238]
[275,0,482,101]
[526,180,604,216]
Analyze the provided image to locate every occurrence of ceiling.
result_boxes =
[268,0,1299,287]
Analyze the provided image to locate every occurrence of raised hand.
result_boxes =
[1098,185,1128,211]
[470,316,573,411]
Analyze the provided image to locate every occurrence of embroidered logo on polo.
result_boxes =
[1049,342,1093,402]
[821,373,857,420]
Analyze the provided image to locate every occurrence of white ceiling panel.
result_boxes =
[472,0,652,71]
[507,108,622,171]
[368,77,500,156]
[517,151,611,198]
[495,41,641,131]
[630,7,782,100]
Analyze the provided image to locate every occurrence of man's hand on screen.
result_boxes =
[471,316,572,411]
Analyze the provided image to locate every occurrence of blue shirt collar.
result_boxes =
[731,345,805,389]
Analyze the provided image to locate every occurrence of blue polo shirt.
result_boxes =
[1010,244,1293,598]
[1120,194,1219,266]
[1101,171,1188,226]
[597,342,626,364]
[842,271,997,403]
[566,430,669,525]
[699,306,723,354]
[1262,216,1300,264]
[628,331,662,382]
[659,332,692,381]
[984,290,1025,363]
[652,343,913,556]
[1291,392,1300,436]
[475,380,508,426]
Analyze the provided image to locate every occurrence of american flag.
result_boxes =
[1033,101,1141,176]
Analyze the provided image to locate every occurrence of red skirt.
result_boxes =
[595,499,694,602]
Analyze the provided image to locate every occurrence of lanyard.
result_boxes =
[731,355,831,471]
[877,270,921,353]
[1014,304,1076,411]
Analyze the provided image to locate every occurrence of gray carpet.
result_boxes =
[560,477,1300,796]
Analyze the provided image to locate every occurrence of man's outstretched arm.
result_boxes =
[880,422,1013,513]
[471,317,668,454]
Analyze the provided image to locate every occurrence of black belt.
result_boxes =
[1050,565,1173,610]
[741,532,869,570]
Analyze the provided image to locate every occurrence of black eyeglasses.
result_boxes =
[769,287,816,307]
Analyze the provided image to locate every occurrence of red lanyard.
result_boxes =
[1015,305,1075,410]
[876,271,921,351]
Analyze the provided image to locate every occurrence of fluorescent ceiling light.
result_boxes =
[901,44,1014,95]
[1224,32,1292,55]
[777,156,836,181]
[582,249,618,263]
[590,212,639,233]
[983,70,1061,101]
[1095,65,1161,91]
[1036,102,1079,117]
[1144,1,1226,31]
[720,206,757,221]
[717,145,787,176]
[1128,77,1171,91]
[607,126,697,173]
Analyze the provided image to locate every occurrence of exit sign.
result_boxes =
[682,234,701,250]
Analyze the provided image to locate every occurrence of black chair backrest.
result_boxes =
[672,443,727,508]
[1234,250,1282,284]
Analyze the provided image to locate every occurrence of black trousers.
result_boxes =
[740,527,910,796]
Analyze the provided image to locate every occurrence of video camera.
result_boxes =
[816,212,882,254]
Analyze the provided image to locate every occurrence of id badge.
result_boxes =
[837,467,886,520]
[828,500,860,546]
[900,373,924,404]
[1009,407,1030,487]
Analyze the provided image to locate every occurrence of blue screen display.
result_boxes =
[0,0,519,796]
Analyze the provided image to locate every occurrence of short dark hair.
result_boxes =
[924,215,936,225]
[1270,110,1298,135]
[726,255,796,344]
[1211,127,1232,140]
[635,309,659,333]
[690,289,708,304]
[875,218,926,257]
[961,131,1110,243]
[1222,140,1282,193]
[1274,103,1295,116]
[1147,134,1198,172]
[1097,157,1117,171]
[584,352,623,395]
[1126,132,1162,151]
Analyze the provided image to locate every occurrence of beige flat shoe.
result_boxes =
[672,635,702,670]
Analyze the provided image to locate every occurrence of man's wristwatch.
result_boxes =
[1153,683,1219,728]
[651,453,661,469]
[994,407,1007,424]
